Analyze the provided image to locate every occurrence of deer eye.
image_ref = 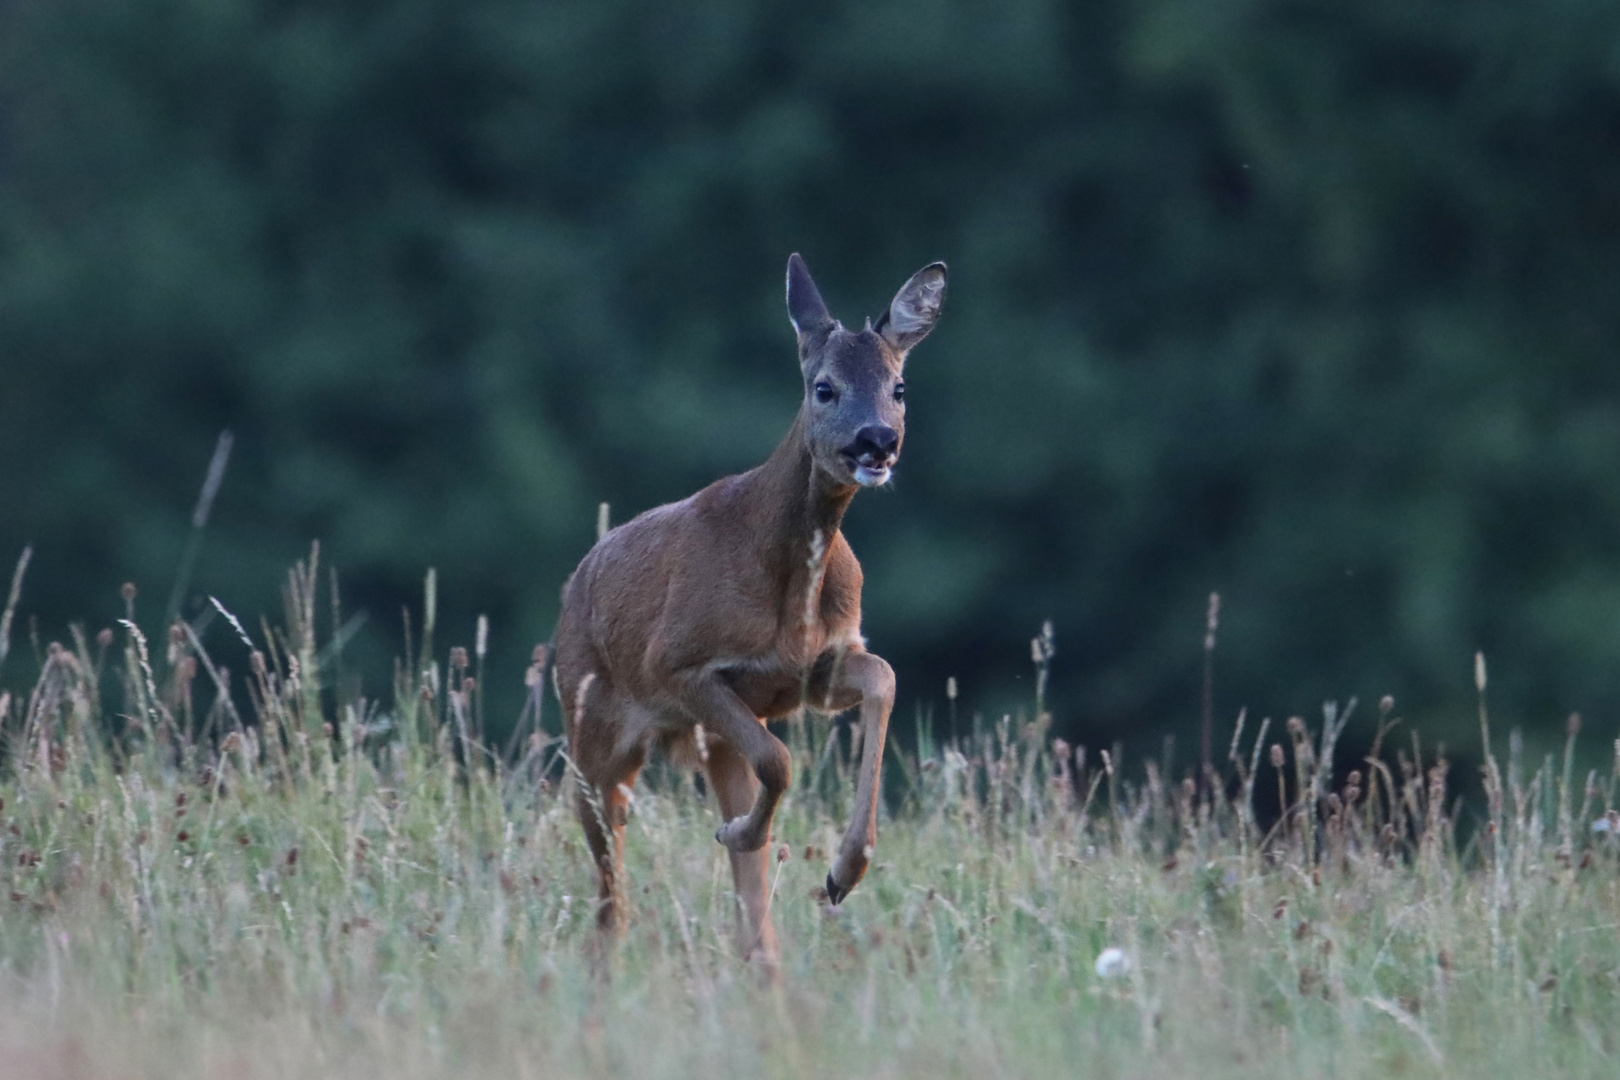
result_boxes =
[814,381,836,404]
[893,381,906,402]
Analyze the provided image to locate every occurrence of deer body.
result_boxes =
[554,253,946,965]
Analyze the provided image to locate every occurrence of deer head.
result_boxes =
[786,253,947,488]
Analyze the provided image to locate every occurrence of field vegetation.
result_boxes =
[2,553,1618,1079]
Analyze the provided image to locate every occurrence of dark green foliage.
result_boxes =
[4,0,1620,747]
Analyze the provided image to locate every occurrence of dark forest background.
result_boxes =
[5,0,1620,758]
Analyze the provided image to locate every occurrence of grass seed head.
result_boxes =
[1094,947,1130,978]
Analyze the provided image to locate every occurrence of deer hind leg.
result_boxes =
[575,768,640,935]
[567,680,645,936]
[818,650,895,905]
[705,737,781,967]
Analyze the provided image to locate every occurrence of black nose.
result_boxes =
[850,425,899,461]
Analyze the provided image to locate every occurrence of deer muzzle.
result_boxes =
[844,424,899,487]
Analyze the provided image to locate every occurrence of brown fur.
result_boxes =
[553,253,946,967]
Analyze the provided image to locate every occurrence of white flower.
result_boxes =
[1095,947,1131,978]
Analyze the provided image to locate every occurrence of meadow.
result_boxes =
[2,551,1618,1079]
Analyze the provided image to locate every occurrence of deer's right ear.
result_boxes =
[786,253,835,341]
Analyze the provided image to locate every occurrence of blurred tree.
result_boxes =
[3,0,1620,752]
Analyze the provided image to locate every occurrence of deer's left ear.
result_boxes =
[876,262,947,355]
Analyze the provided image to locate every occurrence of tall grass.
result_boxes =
[1,555,1619,1078]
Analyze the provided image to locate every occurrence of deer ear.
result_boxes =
[876,262,947,354]
[786,253,835,340]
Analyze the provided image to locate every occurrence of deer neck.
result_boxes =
[754,410,856,562]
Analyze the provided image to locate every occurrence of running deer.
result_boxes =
[553,253,947,963]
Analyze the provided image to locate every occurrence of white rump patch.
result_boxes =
[570,672,597,736]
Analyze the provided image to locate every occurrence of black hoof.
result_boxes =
[825,872,849,906]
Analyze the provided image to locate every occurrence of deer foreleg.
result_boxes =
[826,651,895,905]
[680,673,792,855]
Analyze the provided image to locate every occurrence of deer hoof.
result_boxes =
[715,817,767,853]
[825,872,849,907]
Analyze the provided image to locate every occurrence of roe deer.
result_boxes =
[553,253,947,964]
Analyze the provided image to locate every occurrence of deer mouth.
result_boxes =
[843,454,894,487]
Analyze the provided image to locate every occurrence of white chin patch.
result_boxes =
[853,465,891,487]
